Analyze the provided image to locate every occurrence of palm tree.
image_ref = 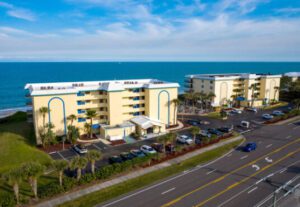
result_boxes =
[22,162,45,199]
[86,109,97,138]
[249,84,257,107]
[273,86,280,102]
[86,150,102,175]
[39,107,49,128]
[166,132,177,145]
[171,99,180,125]
[70,156,88,180]
[68,125,80,144]
[206,92,216,110]
[83,123,91,138]
[52,160,68,186]
[293,98,300,110]
[190,126,200,143]
[67,114,77,126]
[3,168,23,204]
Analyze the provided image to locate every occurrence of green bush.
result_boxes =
[0,192,16,207]
[38,183,64,199]
[63,177,77,191]
[0,111,27,124]
[95,165,115,180]
[78,173,95,185]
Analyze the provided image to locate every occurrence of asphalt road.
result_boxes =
[97,117,300,207]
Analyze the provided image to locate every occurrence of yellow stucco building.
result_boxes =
[25,79,179,144]
[185,73,281,107]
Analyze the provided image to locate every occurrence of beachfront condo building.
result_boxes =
[25,79,179,144]
[185,73,281,107]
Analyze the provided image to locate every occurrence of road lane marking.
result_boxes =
[293,126,300,130]
[265,157,273,163]
[266,173,274,178]
[240,155,248,160]
[226,153,232,157]
[280,168,287,174]
[161,138,300,207]
[162,188,175,195]
[252,165,260,171]
[248,187,258,194]
[256,179,264,185]
[286,135,292,139]
[57,151,67,160]
[206,169,216,175]
[193,148,300,207]
[266,144,272,148]
[92,144,103,151]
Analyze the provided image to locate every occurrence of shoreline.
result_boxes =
[0,106,31,119]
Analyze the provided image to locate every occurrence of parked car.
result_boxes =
[165,144,175,153]
[262,114,274,120]
[140,145,157,154]
[177,135,193,145]
[245,107,258,113]
[186,119,201,126]
[207,128,223,136]
[218,126,233,133]
[200,120,210,125]
[151,143,164,153]
[130,149,146,157]
[108,155,124,164]
[120,152,135,161]
[239,121,250,128]
[199,130,212,137]
[272,110,284,116]
[72,144,88,154]
[232,108,242,114]
[243,142,257,152]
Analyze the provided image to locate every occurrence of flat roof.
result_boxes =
[186,73,282,80]
[284,72,300,77]
[25,79,179,96]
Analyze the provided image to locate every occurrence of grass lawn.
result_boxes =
[205,111,222,119]
[263,101,289,110]
[0,117,55,201]
[58,138,244,207]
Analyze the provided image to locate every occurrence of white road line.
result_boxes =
[266,144,272,148]
[248,187,258,194]
[267,173,274,178]
[256,179,264,185]
[240,155,248,160]
[226,153,232,157]
[258,141,263,144]
[161,187,175,195]
[293,126,300,130]
[280,168,287,174]
[286,135,292,139]
[206,169,216,175]
[93,144,103,151]
[101,140,245,207]
[57,151,67,160]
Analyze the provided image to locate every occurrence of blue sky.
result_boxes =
[0,0,300,61]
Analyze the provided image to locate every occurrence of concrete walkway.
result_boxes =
[34,136,244,207]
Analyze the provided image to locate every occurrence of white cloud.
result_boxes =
[0,1,13,8]
[275,7,300,14]
[0,1,37,21]
[62,28,86,34]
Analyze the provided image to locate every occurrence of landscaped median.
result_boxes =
[37,136,244,207]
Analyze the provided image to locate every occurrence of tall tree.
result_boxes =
[22,162,45,199]
[171,99,180,125]
[3,168,23,204]
[249,84,257,107]
[67,125,80,144]
[190,126,200,143]
[85,109,97,138]
[293,98,300,110]
[70,156,88,180]
[39,107,49,128]
[83,123,91,138]
[52,160,68,186]
[67,114,77,126]
[86,150,102,175]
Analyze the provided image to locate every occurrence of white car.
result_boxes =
[177,135,193,145]
[272,110,284,116]
[262,114,274,120]
[232,108,242,114]
[73,144,88,154]
[140,145,157,154]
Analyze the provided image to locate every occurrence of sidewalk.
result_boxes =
[34,135,244,207]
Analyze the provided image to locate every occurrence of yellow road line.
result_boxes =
[161,138,300,207]
[194,148,300,207]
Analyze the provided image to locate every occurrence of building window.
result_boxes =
[202,80,204,83]
[77,109,86,114]
[78,118,86,122]
[77,92,85,97]
[133,97,140,101]
[77,101,85,105]
[201,85,204,88]
[133,112,140,116]
[210,81,213,84]
[133,88,140,93]
[133,104,140,108]
[210,86,213,90]
[142,111,145,115]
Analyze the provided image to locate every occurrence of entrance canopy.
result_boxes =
[131,116,164,130]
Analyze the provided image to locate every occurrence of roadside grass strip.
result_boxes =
[58,139,244,207]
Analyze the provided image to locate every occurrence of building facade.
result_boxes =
[185,73,281,107]
[25,79,179,144]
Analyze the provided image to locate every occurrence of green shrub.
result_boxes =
[120,160,133,172]
[38,183,64,199]
[78,173,95,185]
[63,177,77,191]
[0,111,27,124]
[0,192,16,207]
[95,165,114,180]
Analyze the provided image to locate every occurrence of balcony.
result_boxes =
[184,78,192,83]
[77,92,85,97]
[77,101,85,106]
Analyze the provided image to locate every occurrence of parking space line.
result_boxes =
[280,168,287,174]
[57,151,67,160]
[93,144,103,151]
[161,187,175,195]
[286,135,292,139]
[247,186,258,194]
[226,153,232,157]
[240,155,248,160]
[206,169,216,175]
[266,144,272,148]
[293,126,300,130]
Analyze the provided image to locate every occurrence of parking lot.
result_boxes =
[48,104,292,169]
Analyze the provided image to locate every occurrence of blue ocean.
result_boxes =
[0,62,299,110]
